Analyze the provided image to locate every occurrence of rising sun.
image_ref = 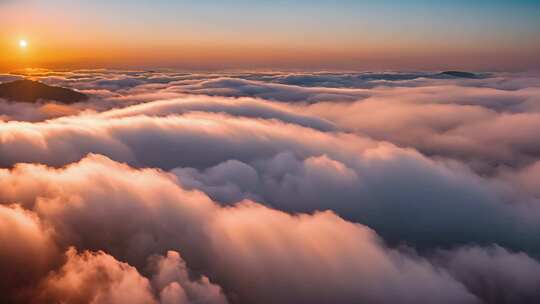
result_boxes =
[19,39,28,48]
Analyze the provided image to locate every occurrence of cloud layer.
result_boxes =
[1,70,540,303]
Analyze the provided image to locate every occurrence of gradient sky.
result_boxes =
[1,0,540,71]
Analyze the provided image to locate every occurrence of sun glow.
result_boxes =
[19,40,28,48]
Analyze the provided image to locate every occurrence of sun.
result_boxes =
[19,39,28,48]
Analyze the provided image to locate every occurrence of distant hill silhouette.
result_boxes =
[438,71,479,79]
[0,79,87,103]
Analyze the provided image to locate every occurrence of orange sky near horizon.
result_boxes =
[2,0,540,72]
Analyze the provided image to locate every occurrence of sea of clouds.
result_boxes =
[1,69,540,303]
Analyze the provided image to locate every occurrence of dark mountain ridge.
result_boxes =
[0,79,87,103]
[438,71,479,79]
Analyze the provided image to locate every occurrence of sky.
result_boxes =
[1,0,540,71]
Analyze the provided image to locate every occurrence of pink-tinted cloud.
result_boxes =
[0,155,481,304]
